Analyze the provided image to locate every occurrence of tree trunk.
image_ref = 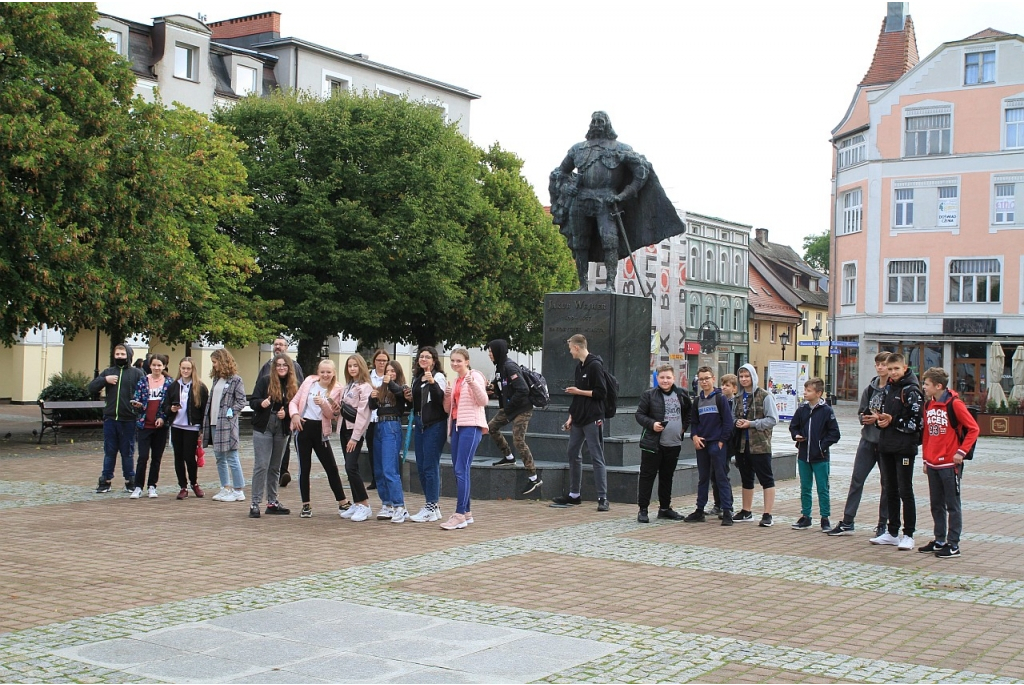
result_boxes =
[297,337,323,378]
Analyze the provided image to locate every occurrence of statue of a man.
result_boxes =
[550,111,686,292]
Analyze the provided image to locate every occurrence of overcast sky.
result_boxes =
[98,0,1024,252]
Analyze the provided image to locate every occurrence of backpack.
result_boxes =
[945,396,976,460]
[517,365,550,409]
[602,367,619,419]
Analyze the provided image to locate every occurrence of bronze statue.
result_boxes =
[550,111,686,292]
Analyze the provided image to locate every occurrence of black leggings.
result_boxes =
[340,426,368,503]
[297,420,347,504]
[170,427,200,488]
[135,426,168,488]
[880,451,917,537]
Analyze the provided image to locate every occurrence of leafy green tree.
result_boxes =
[0,2,135,345]
[802,230,830,275]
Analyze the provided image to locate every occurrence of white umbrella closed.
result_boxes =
[987,342,1006,407]
[1011,346,1024,403]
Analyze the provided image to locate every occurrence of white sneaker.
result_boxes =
[376,505,394,520]
[391,506,409,523]
[465,514,474,525]
[212,487,232,501]
[409,506,434,523]
[147,486,158,498]
[129,487,142,499]
[870,531,900,546]
[350,504,372,522]
[339,504,357,519]
[897,535,915,551]
[430,505,442,521]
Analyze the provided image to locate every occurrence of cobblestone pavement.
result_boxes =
[1,403,1023,683]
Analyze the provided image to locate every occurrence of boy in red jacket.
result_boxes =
[920,367,979,559]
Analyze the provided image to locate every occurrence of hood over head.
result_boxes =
[487,339,508,368]
[738,363,759,393]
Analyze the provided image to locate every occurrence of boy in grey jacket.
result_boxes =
[733,364,778,526]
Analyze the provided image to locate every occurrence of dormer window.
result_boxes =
[965,50,995,85]
[174,43,197,81]
[236,65,257,96]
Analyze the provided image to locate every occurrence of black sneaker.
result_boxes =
[265,502,291,515]
[367,482,377,490]
[936,545,961,558]
[491,455,516,467]
[300,504,312,518]
[550,494,582,508]
[279,471,291,488]
[721,510,734,526]
[827,521,855,537]
[249,504,261,518]
[791,516,813,530]
[733,510,753,522]
[637,508,650,523]
[521,477,543,496]
[820,517,832,533]
[597,498,610,512]
[874,523,887,538]
[124,480,134,493]
[919,540,945,553]
[95,478,111,494]
[710,505,722,516]
[683,509,706,523]
[759,513,774,527]
[657,508,684,521]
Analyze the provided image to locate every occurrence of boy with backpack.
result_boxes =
[486,339,542,495]
[684,366,736,525]
[919,367,979,559]
[789,377,841,532]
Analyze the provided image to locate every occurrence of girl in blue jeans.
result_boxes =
[441,348,489,530]
[404,346,448,523]
[369,361,410,523]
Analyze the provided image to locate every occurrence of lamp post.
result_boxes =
[812,323,822,379]
[779,330,790,361]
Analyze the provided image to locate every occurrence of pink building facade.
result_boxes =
[831,3,1024,403]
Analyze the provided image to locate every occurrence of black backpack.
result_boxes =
[602,367,619,419]
[946,396,977,460]
[518,365,550,409]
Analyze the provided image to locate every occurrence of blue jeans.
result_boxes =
[798,459,831,518]
[695,442,733,512]
[449,424,482,514]
[414,417,446,504]
[215,449,245,489]
[373,420,404,507]
[101,419,136,482]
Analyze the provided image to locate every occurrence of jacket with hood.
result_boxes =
[635,383,691,452]
[856,376,887,444]
[487,339,531,420]
[569,353,607,426]
[923,389,979,469]
[789,398,841,462]
[87,344,146,422]
[732,364,778,455]
[410,371,447,428]
[879,368,924,454]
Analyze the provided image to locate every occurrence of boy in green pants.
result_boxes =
[789,378,841,532]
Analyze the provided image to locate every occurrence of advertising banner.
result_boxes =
[767,360,810,420]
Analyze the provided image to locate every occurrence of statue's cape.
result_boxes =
[554,166,686,262]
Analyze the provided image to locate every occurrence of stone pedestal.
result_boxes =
[541,292,652,406]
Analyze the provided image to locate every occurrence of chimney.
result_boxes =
[885,2,909,32]
[755,228,769,246]
[209,11,281,41]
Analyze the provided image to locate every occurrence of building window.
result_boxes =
[842,188,862,234]
[937,186,959,227]
[719,307,727,329]
[719,253,728,284]
[753,322,760,342]
[949,258,1000,303]
[887,260,927,303]
[705,250,713,281]
[688,302,699,328]
[104,29,122,53]
[236,65,257,96]
[801,310,808,335]
[905,114,951,157]
[734,255,742,285]
[965,50,995,85]
[895,188,914,227]
[842,263,856,306]
[733,306,741,331]
[1008,108,1024,149]
[174,44,196,80]
[705,305,714,325]
[770,324,776,343]
[689,247,700,281]
[837,134,865,169]
[995,183,1016,223]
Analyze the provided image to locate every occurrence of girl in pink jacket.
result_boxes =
[288,359,351,519]
[338,355,374,522]
[440,347,489,530]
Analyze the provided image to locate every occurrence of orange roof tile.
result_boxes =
[748,267,801,320]
[860,14,919,86]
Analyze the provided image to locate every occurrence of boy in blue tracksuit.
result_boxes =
[789,377,841,532]
[684,366,735,525]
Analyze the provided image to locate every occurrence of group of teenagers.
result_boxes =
[639,351,978,559]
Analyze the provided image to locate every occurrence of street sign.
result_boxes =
[830,348,842,355]
[798,340,822,346]
[669,354,684,360]
[831,341,859,348]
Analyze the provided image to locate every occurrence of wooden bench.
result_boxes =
[37,400,106,444]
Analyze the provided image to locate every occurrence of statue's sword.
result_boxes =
[611,202,652,298]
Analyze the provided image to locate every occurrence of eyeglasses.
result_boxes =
[418,355,433,360]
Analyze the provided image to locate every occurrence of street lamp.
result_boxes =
[779,330,790,360]
[811,323,822,378]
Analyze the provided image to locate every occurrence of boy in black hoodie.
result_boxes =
[486,339,541,495]
[87,344,145,493]
[871,352,924,551]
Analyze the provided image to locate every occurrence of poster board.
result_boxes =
[767,360,810,420]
